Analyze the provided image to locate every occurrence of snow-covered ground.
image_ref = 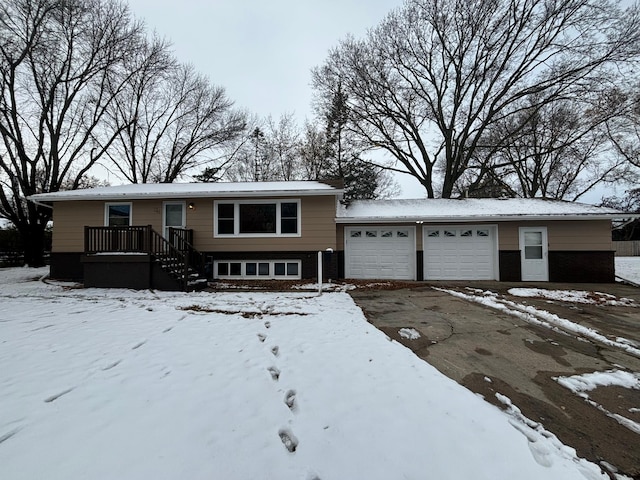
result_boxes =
[0,268,614,480]
[615,256,640,284]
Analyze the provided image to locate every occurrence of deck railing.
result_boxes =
[84,225,150,253]
[84,225,205,290]
[168,227,206,275]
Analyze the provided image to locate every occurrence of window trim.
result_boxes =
[213,259,302,280]
[214,199,301,238]
[104,202,133,227]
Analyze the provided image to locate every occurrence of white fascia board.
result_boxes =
[335,213,640,223]
[29,189,343,202]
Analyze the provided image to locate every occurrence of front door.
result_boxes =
[163,202,186,241]
[519,227,548,281]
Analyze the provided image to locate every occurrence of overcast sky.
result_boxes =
[126,0,402,119]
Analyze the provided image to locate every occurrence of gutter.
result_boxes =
[335,213,640,223]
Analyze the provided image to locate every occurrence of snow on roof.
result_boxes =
[337,198,632,222]
[29,181,342,202]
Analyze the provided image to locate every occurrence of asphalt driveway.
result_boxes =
[350,282,640,479]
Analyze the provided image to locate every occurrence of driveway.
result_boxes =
[350,282,640,479]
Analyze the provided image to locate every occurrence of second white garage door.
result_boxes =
[423,225,497,280]
[345,227,415,280]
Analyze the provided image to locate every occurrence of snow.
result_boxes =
[437,288,640,358]
[615,256,640,284]
[337,198,630,222]
[29,180,340,202]
[507,288,636,307]
[555,370,640,393]
[0,267,610,480]
[554,370,640,435]
[398,327,421,340]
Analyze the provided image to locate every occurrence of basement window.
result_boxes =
[214,260,302,280]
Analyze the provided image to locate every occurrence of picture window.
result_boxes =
[215,200,300,237]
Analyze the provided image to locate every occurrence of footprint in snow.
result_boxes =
[0,427,21,445]
[264,320,271,329]
[162,326,173,333]
[278,428,298,453]
[44,387,74,403]
[284,389,297,412]
[268,366,280,381]
[102,360,122,371]
[132,340,146,350]
[271,346,279,357]
[257,333,266,343]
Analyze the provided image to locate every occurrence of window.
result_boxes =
[280,202,298,234]
[350,230,362,238]
[215,200,300,237]
[214,260,302,280]
[366,231,377,237]
[461,230,473,237]
[381,230,393,238]
[444,230,456,237]
[427,230,440,237]
[105,203,131,226]
[397,230,409,238]
[239,204,276,233]
[217,203,235,234]
[477,229,489,237]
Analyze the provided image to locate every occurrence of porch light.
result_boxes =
[188,202,195,210]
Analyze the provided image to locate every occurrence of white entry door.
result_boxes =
[163,202,186,240]
[519,227,548,281]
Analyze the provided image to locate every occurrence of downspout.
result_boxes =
[27,197,54,210]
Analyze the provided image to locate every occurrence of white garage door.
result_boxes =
[424,226,497,280]
[345,227,415,280]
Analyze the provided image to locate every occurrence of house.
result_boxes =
[29,181,628,290]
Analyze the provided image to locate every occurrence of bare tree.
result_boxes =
[313,0,640,198]
[266,112,301,181]
[224,125,277,182]
[463,95,624,200]
[103,61,246,184]
[605,82,640,179]
[0,0,145,265]
[299,121,331,180]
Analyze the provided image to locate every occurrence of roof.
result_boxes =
[28,181,342,202]
[336,198,634,222]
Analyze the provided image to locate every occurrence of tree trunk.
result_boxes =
[20,223,47,267]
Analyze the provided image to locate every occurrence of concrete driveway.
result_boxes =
[350,282,640,479]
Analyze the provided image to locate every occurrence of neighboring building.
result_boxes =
[29,182,629,290]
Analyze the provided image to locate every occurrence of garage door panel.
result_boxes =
[346,227,415,280]
[424,225,497,280]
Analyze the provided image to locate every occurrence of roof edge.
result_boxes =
[336,213,640,223]
[29,188,343,202]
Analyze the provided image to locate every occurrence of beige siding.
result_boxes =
[52,195,337,253]
[52,201,102,252]
[498,220,612,251]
